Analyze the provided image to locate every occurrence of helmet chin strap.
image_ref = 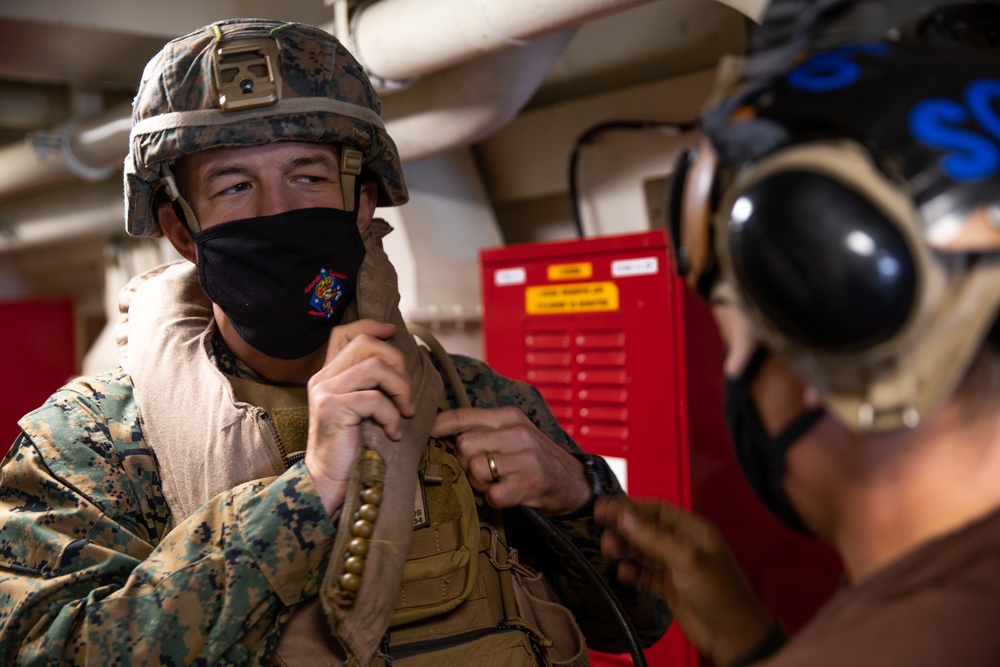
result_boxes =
[340,147,363,213]
[159,162,202,233]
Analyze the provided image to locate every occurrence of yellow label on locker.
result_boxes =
[547,262,593,281]
[526,281,620,314]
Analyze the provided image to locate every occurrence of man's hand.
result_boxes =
[305,319,414,519]
[595,496,776,666]
[431,406,590,516]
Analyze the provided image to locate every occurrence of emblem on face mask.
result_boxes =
[306,268,348,318]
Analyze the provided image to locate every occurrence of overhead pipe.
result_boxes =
[726,0,769,21]
[0,200,123,253]
[0,28,575,256]
[0,0,768,207]
[345,0,767,86]
[0,26,570,218]
[0,30,568,208]
[382,28,576,162]
[0,180,123,253]
[0,2,587,203]
[0,102,132,201]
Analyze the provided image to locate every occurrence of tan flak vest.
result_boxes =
[117,220,588,666]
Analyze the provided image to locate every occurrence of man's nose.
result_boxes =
[257,184,297,217]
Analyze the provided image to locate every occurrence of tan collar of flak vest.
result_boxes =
[117,218,445,665]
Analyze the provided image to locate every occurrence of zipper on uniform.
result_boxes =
[257,408,297,469]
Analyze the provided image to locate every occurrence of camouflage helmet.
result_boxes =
[124,18,407,237]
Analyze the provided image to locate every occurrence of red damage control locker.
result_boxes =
[480,230,842,667]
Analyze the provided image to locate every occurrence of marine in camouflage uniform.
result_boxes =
[0,18,668,666]
[0,348,664,664]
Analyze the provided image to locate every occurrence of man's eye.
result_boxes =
[220,182,252,195]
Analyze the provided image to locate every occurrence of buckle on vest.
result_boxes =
[481,522,531,575]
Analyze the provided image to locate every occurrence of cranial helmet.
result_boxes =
[670,0,1000,432]
[125,18,407,237]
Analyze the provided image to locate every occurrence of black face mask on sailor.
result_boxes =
[192,206,366,360]
[723,344,824,535]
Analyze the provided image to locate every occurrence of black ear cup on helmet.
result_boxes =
[727,171,918,352]
[668,141,723,299]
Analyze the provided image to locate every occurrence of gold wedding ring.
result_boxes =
[486,451,500,482]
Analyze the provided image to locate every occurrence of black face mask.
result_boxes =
[193,207,366,360]
[723,344,824,535]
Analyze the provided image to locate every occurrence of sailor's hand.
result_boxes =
[305,319,414,519]
[595,496,776,666]
[431,406,590,516]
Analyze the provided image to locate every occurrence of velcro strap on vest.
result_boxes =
[408,518,462,559]
[396,565,472,610]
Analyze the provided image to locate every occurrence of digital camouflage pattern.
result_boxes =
[0,368,335,665]
[125,18,407,237]
[0,356,667,665]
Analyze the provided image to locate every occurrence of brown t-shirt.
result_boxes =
[761,507,1000,666]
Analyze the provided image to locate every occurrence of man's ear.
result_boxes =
[356,180,379,236]
[158,201,197,263]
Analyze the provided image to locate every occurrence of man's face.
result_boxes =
[159,141,377,265]
[714,304,813,434]
[155,140,378,373]
[178,141,356,229]
[713,303,839,535]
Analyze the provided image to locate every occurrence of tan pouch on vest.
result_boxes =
[372,439,543,667]
[274,319,588,667]
[381,326,591,667]
[390,438,480,625]
[511,566,589,666]
[384,627,539,667]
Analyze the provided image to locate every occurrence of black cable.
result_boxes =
[568,120,696,238]
[518,506,649,667]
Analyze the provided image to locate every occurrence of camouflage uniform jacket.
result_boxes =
[0,351,666,665]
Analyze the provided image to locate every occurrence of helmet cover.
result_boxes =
[124,18,407,237]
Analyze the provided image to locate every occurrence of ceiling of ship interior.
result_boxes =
[0,0,761,362]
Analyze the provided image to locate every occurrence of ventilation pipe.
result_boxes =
[345,0,766,86]
[0,0,769,208]
[0,179,123,253]
[0,103,131,201]
[383,29,575,162]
